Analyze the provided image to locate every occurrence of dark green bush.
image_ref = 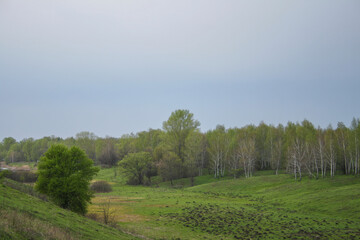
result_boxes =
[6,171,37,183]
[90,181,112,193]
[0,170,10,179]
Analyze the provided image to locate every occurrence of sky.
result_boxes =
[0,0,359,140]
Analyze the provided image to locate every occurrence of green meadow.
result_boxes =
[1,167,359,239]
[88,168,360,239]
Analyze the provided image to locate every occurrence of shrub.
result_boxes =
[0,170,10,179]
[90,181,112,193]
[6,171,37,183]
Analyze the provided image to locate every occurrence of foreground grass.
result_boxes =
[90,169,360,239]
[2,165,359,239]
[0,179,138,240]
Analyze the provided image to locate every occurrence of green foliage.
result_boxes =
[158,151,182,185]
[96,137,118,167]
[2,137,16,151]
[2,114,360,183]
[184,130,207,180]
[0,169,10,179]
[119,152,154,185]
[35,144,99,215]
[163,109,200,163]
[90,180,112,193]
[75,131,97,161]
[6,170,37,183]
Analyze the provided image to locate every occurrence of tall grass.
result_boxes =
[1,179,47,201]
[0,209,76,240]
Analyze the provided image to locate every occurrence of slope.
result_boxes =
[0,179,139,240]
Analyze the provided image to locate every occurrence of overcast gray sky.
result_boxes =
[1,0,359,140]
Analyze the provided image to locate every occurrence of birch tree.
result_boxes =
[269,125,284,175]
[207,125,230,178]
[350,118,360,175]
[228,128,241,178]
[336,122,351,174]
[237,126,256,178]
[325,126,336,178]
[256,122,271,170]
[286,122,305,181]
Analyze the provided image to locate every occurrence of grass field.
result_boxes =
[1,166,360,239]
[89,169,360,239]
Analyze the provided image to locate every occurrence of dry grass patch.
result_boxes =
[89,196,147,224]
[91,196,144,204]
[0,209,76,240]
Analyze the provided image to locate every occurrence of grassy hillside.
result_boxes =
[191,174,360,218]
[1,168,359,239]
[0,179,138,240]
[89,170,360,239]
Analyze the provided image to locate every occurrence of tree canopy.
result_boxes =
[119,152,154,185]
[2,112,360,184]
[163,109,200,162]
[35,144,99,215]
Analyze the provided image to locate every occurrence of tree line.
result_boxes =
[1,110,359,183]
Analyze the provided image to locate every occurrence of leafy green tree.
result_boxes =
[75,131,97,161]
[116,134,137,161]
[96,137,118,166]
[119,152,153,185]
[20,138,34,162]
[1,137,17,162]
[135,129,164,153]
[7,143,23,163]
[158,151,182,186]
[0,142,4,161]
[31,137,51,162]
[2,137,16,152]
[163,109,200,163]
[185,130,207,180]
[63,137,76,148]
[35,144,99,215]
